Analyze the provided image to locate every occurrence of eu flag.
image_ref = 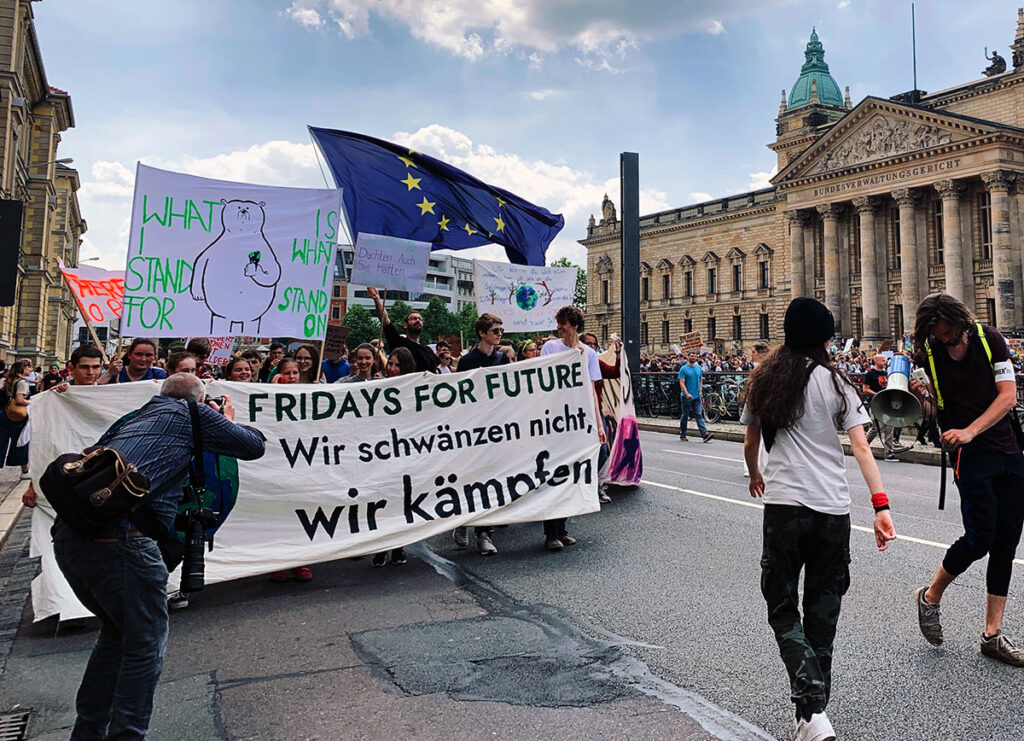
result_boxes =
[309,127,563,266]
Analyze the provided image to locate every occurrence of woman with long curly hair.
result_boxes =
[741,297,896,741]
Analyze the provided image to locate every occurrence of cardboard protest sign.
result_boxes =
[350,232,431,292]
[323,324,351,361]
[678,332,702,352]
[28,351,601,621]
[122,164,342,340]
[473,259,576,332]
[58,261,124,324]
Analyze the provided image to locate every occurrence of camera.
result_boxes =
[175,484,220,593]
[206,396,225,413]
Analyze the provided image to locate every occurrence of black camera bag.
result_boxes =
[39,446,151,535]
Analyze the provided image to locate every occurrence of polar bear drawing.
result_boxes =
[189,199,282,335]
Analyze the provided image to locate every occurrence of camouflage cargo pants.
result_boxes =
[760,504,851,720]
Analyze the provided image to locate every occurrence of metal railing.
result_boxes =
[633,370,1024,419]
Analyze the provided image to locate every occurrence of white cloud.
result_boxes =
[747,164,778,190]
[689,191,713,202]
[527,89,563,101]
[283,0,787,65]
[76,124,667,272]
[837,1,850,8]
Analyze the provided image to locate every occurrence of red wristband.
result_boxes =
[871,492,890,512]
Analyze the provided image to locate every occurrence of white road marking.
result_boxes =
[641,478,1024,566]
[661,448,744,463]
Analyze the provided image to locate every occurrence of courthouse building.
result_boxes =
[583,11,1024,352]
[0,0,84,367]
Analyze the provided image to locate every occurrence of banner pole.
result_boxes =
[377,288,387,348]
[316,337,326,383]
[59,269,110,365]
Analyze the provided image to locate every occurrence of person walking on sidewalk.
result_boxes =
[742,296,896,741]
[0,359,31,480]
[908,292,1024,666]
[678,352,713,443]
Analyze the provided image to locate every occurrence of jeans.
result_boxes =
[760,504,851,721]
[679,395,708,438]
[0,413,27,466]
[944,445,1024,597]
[53,523,169,741]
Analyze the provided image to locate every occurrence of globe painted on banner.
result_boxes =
[515,284,540,311]
[504,281,554,311]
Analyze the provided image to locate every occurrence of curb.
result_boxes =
[637,419,944,467]
[0,481,28,550]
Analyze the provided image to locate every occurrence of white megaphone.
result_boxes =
[870,354,922,427]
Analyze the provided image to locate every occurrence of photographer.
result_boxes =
[909,293,1024,666]
[52,373,265,740]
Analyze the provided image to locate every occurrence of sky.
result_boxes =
[33,0,1024,272]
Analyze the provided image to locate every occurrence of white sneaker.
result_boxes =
[794,712,835,741]
[452,526,468,549]
[167,591,189,610]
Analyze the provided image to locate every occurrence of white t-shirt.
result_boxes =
[541,339,601,384]
[740,365,869,515]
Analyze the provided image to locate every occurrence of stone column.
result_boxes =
[934,179,965,302]
[892,188,922,312]
[853,196,881,339]
[982,170,1018,330]
[787,211,808,297]
[816,203,842,330]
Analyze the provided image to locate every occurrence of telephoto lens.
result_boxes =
[179,514,207,592]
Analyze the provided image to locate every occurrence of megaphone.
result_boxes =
[870,354,922,427]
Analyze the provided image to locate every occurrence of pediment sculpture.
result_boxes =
[812,114,954,174]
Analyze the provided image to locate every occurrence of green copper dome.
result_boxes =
[788,28,843,109]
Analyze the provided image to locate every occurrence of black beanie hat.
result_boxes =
[784,296,835,351]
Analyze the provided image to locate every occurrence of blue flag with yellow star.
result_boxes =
[309,127,563,266]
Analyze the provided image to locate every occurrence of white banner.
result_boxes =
[28,352,600,621]
[122,164,343,340]
[350,232,431,293]
[473,259,576,332]
[58,260,125,324]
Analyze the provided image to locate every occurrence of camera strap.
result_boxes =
[186,399,206,490]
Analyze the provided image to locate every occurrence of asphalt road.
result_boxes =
[423,430,1024,741]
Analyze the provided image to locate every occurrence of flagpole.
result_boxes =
[59,269,110,365]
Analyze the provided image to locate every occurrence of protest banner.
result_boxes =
[678,332,702,352]
[121,164,342,340]
[322,324,351,361]
[194,336,235,366]
[350,232,431,293]
[598,337,643,486]
[58,261,125,325]
[28,351,601,621]
[473,259,576,332]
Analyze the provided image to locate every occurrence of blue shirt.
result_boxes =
[321,358,350,383]
[678,362,702,397]
[101,396,265,535]
[117,366,167,383]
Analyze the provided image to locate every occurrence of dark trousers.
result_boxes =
[54,526,169,741]
[945,445,1024,597]
[760,504,850,721]
[543,518,568,537]
[0,414,27,466]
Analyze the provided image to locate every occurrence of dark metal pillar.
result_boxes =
[620,152,640,375]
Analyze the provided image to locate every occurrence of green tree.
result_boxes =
[341,304,380,347]
[549,257,587,307]
[421,295,461,343]
[387,299,414,328]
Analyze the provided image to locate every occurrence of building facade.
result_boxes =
[0,0,84,367]
[584,12,1024,353]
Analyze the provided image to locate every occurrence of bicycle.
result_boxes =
[702,389,728,423]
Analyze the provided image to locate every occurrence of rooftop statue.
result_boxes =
[983,47,1007,77]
